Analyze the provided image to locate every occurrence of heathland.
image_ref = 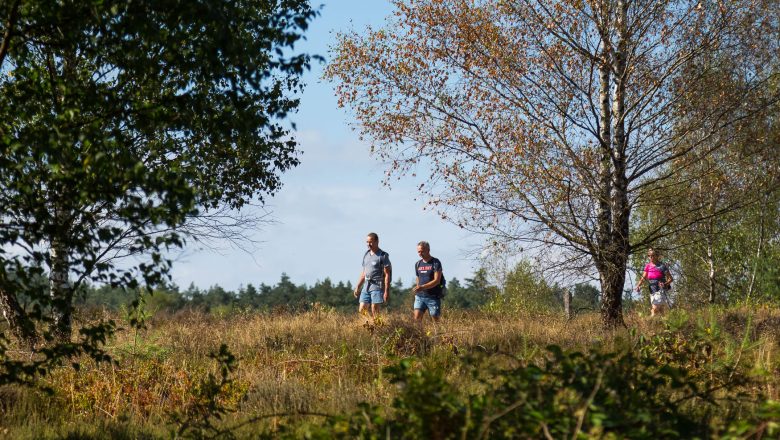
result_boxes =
[2,302,779,439]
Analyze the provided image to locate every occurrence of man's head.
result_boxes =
[366,233,379,252]
[417,241,431,259]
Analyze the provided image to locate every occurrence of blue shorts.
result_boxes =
[414,295,441,317]
[360,289,384,304]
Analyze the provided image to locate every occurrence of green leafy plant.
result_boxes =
[304,329,772,439]
[170,344,243,439]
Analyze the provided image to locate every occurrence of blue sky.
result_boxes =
[169,1,483,291]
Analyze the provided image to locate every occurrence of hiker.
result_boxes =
[353,232,391,319]
[635,247,673,317]
[412,241,444,323]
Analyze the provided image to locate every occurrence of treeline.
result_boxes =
[73,264,608,316]
[75,269,497,314]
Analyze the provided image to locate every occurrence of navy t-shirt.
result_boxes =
[415,257,442,298]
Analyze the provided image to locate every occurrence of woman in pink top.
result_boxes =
[635,248,673,316]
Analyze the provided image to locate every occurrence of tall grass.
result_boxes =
[2,304,779,438]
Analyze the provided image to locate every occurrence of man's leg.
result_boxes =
[413,295,426,325]
[428,298,442,329]
[358,290,372,316]
[365,290,383,319]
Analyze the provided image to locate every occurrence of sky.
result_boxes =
[169,1,484,291]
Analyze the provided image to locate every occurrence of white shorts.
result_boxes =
[650,292,669,306]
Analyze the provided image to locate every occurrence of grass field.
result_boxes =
[2,304,779,438]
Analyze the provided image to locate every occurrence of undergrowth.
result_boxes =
[1,306,778,438]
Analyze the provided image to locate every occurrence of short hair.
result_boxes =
[367,232,379,241]
[417,241,430,250]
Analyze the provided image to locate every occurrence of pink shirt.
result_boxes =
[644,263,666,280]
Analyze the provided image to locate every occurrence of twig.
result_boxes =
[541,421,555,440]
[478,399,527,439]
[95,405,115,419]
[572,369,604,439]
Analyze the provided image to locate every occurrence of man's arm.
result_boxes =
[413,271,441,292]
[383,266,391,302]
[353,269,365,298]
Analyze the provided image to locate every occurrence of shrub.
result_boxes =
[299,331,774,439]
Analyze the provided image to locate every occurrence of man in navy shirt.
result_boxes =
[412,241,443,323]
[353,232,391,319]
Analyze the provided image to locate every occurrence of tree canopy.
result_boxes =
[326,0,779,326]
[0,0,318,381]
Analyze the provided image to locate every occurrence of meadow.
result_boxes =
[1,303,779,439]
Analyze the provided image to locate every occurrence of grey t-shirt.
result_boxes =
[363,249,391,292]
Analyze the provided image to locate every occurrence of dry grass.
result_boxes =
[1,305,779,438]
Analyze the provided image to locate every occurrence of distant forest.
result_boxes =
[70,265,605,316]
[74,270,494,314]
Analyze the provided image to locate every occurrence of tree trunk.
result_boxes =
[746,193,766,301]
[0,286,38,347]
[599,259,626,328]
[50,236,72,341]
[596,0,630,329]
[706,233,716,304]
[49,196,73,342]
[563,288,572,320]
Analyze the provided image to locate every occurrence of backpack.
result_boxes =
[416,258,446,298]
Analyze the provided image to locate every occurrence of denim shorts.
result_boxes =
[414,295,441,317]
[360,289,384,304]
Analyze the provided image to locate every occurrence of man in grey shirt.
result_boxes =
[353,232,391,319]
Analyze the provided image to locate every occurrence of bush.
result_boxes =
[296,329,775,439]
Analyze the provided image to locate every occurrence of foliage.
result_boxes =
[654,52,780,307]
[484,260,562,315]
[0,0,318,387]
[170,344,244,440]
[2,306,779,438]
[326,0,780,327]
[0,320,115,389]
[72,270,500,314]
[629,39,780,307]
[570,283,601,312]
[441,269,496,309]
[303,332,775,439]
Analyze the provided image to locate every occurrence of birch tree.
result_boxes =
[0,0,317,346]
[326,0,779,326]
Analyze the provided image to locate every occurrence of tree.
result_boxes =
[326,0,778,326]
[631,52,780,305]
[0,0,317,373]
[485,260,561,314]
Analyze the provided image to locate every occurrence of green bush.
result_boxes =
[290,329,775,439]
